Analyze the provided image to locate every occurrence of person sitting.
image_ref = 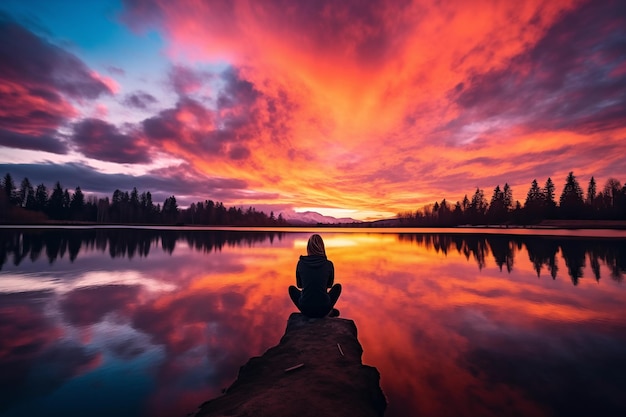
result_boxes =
[289,234,342,318]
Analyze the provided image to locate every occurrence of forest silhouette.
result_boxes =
[0,173,287,226]
[1,229,624,286]
[397,173,626,226]
[1,171,625,225]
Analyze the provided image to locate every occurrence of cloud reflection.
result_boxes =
[0,291,100,413]
[1,230,625,416]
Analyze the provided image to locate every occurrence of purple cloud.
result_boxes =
[143,67,293,161]
[228,146,251,160]
[123,90,158,109]
[107,66,125,76]
[0,129,68,154]
[451,0,626,135]
[71,118,152,164]
[0,14,112,100]
[169,65,212,96]
[0,14,113,155]
[143,96,213,139]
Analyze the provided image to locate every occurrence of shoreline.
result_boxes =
[2,220,626,235]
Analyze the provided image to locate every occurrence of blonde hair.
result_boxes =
[307,234,326,257]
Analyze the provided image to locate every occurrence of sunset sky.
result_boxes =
[0,0,624,220]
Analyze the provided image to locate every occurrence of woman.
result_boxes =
[289,234,342,318]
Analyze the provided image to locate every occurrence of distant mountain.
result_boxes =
[279,210,361,225]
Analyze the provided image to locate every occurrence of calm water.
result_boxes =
[1,227,625,417]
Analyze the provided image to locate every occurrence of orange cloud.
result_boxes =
[117,1,626,217]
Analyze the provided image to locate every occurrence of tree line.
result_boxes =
[2,171,625,226]
[0,173,287,226]
[397,172,626,226]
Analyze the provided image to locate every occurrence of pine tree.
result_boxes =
[503,183,513,212]
[2,173,18,205]
[544,178,555,206]
[586,177,596,205]
[462,195,470,211]
[488,185,506,223]
[469,188,487,224]
[70,187,85,219]
[19,177,36,209]
[559,172,584,219]
[48,182,65,219]
[35,184,48,211]
[543,177,556,218]
[525,179,543,207]
[163,196,178,223]
[453,201,462,220]
[524,179,545,222]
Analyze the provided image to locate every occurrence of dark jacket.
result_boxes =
[295,255,334,316]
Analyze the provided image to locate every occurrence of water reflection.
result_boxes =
[0,229,285,266]
[2,229,625,284]
[0,229,625,417]
[397,233,625,284]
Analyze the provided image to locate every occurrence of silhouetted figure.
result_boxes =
[289,234,342,318]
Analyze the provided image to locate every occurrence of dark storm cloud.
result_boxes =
[451,0,626,134]
[71,118,152,164]
[123,90,158,109]
[0,162,251,206]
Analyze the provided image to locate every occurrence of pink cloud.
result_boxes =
[0,15,112,155]
[90,70,120,94]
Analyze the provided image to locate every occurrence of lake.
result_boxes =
[1,227,625,417]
